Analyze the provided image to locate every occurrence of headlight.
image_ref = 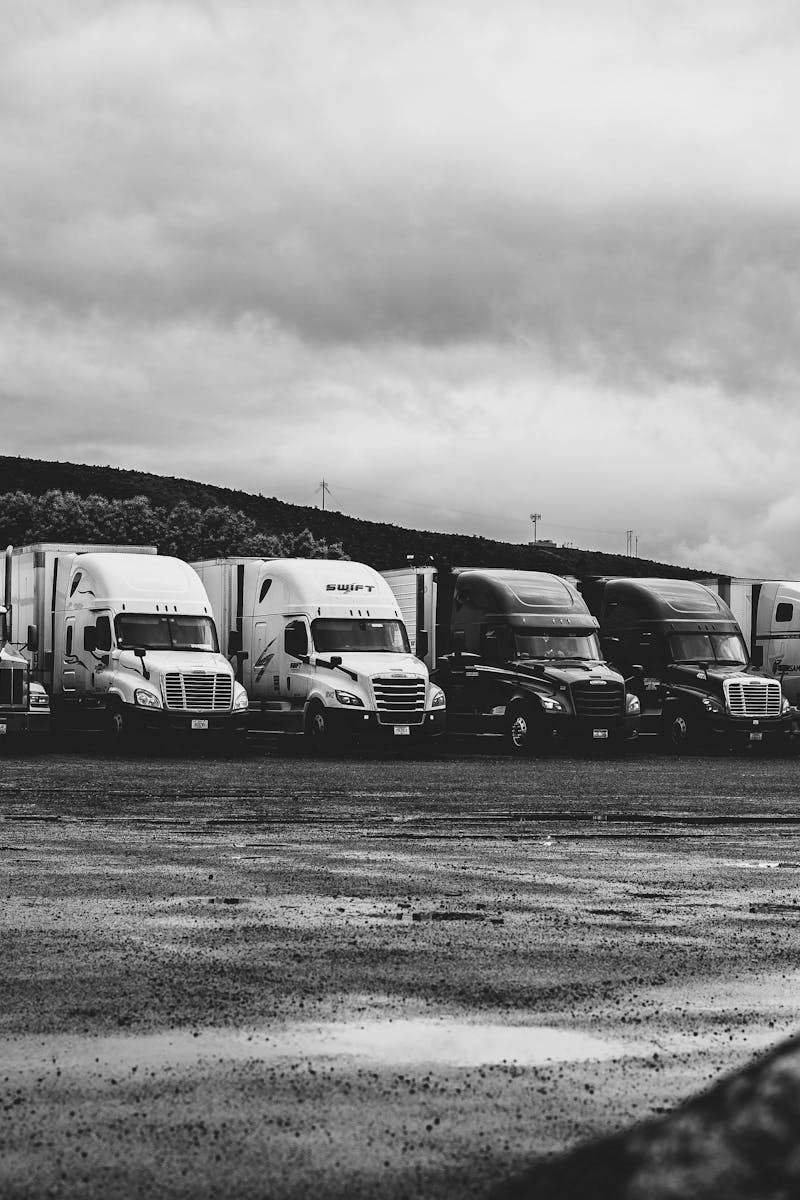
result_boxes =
[134,688,162,709]
[625,692,640,715]
[702,697,723,713]
[233,685,249,711]
[28,683,49,707]
[540,695,565,712]
[783,697,791,714]
[430,687,446,708]
[335,689,364,707]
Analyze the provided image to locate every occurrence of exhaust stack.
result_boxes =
[3,545,11,642]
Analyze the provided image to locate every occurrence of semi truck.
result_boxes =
[191,557,446,748]
[701,577,800,708]
[1,544,249,739]
[578,576,796,749]
[0,546,50,738]
[382,564,640,752]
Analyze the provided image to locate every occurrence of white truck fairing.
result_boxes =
[191,557,445,744]
[4,544,248,736]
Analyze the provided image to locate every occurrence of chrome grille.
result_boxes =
[0,667,25,707]
[164,672,233,712]
[372,676,426,725]
[571,681,625,719]
[725,678,782,717]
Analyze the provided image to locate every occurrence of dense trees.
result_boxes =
[0,491,347,561]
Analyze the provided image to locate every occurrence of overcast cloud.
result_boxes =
[2,0,800,573]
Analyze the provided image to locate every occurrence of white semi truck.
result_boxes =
[702,576,800,709]
[191,557,446,748]
[2,544,249,739]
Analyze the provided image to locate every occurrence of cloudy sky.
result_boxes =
[2,0,800,574]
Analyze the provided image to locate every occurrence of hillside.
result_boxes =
[0,455,709,578]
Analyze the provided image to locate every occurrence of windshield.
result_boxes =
[114,614,219,653]
[513,632,602,661]
[311,618,410,654]
[669,632,748,665]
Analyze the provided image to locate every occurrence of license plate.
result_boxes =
[394,725,411,736]
[0,723,6,735]
[191,719,209,730]
[750,731,764,742]
[593,728,609,739]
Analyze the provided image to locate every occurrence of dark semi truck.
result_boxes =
[383,565,640,752]
[579,576,797,750]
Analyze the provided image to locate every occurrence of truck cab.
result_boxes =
[580,577,795,750]
[0,604,50,739]
[52,552,250,737]
[192,557,445,749]
[384,565,640,752]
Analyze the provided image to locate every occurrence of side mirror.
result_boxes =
[752,646,764,668]
[83,626,97,652]
[451,629,466,656]
[417,630,429,660]
[228,629,243,656]
[133,647,147,661]
[26,624,39,652]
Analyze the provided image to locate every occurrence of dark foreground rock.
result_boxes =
[493,1033,800,1200]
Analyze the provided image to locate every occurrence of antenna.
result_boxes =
[529,512,542,543]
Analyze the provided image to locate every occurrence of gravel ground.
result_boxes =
[2,740,800,1198]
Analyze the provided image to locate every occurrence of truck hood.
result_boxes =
[512,659,622,687]
[0,643,27,667]
[118,650,233,678]
[669,663,773,698]
[314,652,427,682]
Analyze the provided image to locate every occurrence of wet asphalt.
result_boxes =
[2,737,800,1198]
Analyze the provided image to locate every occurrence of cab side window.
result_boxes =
[95,615,113,652]
[776,602,793,623]
[284,620,309,658]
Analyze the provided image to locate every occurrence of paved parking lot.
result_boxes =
[3,742,800,1197]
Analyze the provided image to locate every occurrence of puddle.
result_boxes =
[0,1019,649,1077]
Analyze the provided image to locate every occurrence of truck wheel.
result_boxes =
[665,708,695,752]
[507,702,538,756]
[105,701,130,746]
[304,702,332,754]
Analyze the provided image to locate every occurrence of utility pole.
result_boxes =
[530,512,542,543]
[626,530,633,556]
[317,480,332,511]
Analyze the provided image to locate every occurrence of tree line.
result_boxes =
[0,490,347,561]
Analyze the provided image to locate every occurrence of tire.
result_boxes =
[664,707,695,752]
[304,702,333,755]
[105,700,131,748]
[506,702,539,756]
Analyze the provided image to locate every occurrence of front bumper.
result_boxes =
[543,712,640,743]
[0,710,51,736]
[710,712,797,744]
[128,706,249,734]
[323,707,446,740]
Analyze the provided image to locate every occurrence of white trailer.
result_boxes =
[703,576,800,707]
[2,544,249,738]
[191,557,446,747]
